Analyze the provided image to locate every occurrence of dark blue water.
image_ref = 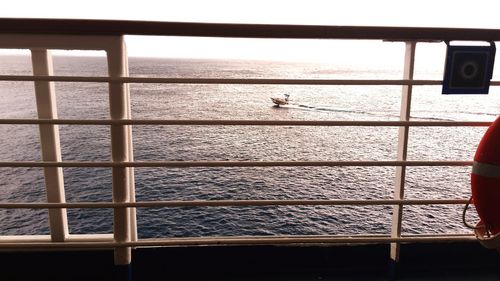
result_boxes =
[0,55,498,238]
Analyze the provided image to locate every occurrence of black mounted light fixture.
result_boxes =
[442,41,496,94]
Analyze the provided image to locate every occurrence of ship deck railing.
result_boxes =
[0,19,498,270]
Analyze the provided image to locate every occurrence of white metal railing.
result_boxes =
[1,74,499,85]
[391,41,415,261]
[0,20,496,266]
[30,49,68,242]
[0,160,476,167]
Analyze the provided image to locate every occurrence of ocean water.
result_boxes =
[0,55,498,238]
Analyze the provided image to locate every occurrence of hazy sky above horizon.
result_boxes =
[1,0,500,63]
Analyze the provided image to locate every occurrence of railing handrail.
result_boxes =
[0,75,446,85]
[0,199,470,209]
[0,74,498,87]
[0,234,478,249]
[0,119,492,126]
[2,18,500,41]
[0,160,474,168]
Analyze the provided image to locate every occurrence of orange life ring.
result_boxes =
[472,116,500,236]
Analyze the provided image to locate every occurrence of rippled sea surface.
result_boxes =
[0,55,498,238]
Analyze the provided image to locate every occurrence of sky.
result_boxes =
[1,0,500,62]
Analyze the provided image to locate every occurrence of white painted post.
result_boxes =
[124,53,138,243]
[390,41,416,262]
[30,49,69,242]
[107,36,134,265]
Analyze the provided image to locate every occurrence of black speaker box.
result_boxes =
[442,43,495,94]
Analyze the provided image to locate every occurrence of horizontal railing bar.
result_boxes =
[0,234,114,243]
[0,234,477,248]
[0,233,475,241]
[0,199,469,209]
[0,119,492,127]
[0,235,52,243]
[0,160,473,168]
[0,75,447,85]
[1,75,498,87]
[2,75,497,86]
[2,19,500,41]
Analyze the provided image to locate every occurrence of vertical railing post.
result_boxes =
[31,49,69,242]
[124,53,138,243]
[106,36,135,267]
[390,41,416,263]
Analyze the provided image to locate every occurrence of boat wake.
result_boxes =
[285,103,397,118]
[409,115,457,122]
[279,103,477,122]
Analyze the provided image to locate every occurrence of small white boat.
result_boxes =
[271,94,290,107]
